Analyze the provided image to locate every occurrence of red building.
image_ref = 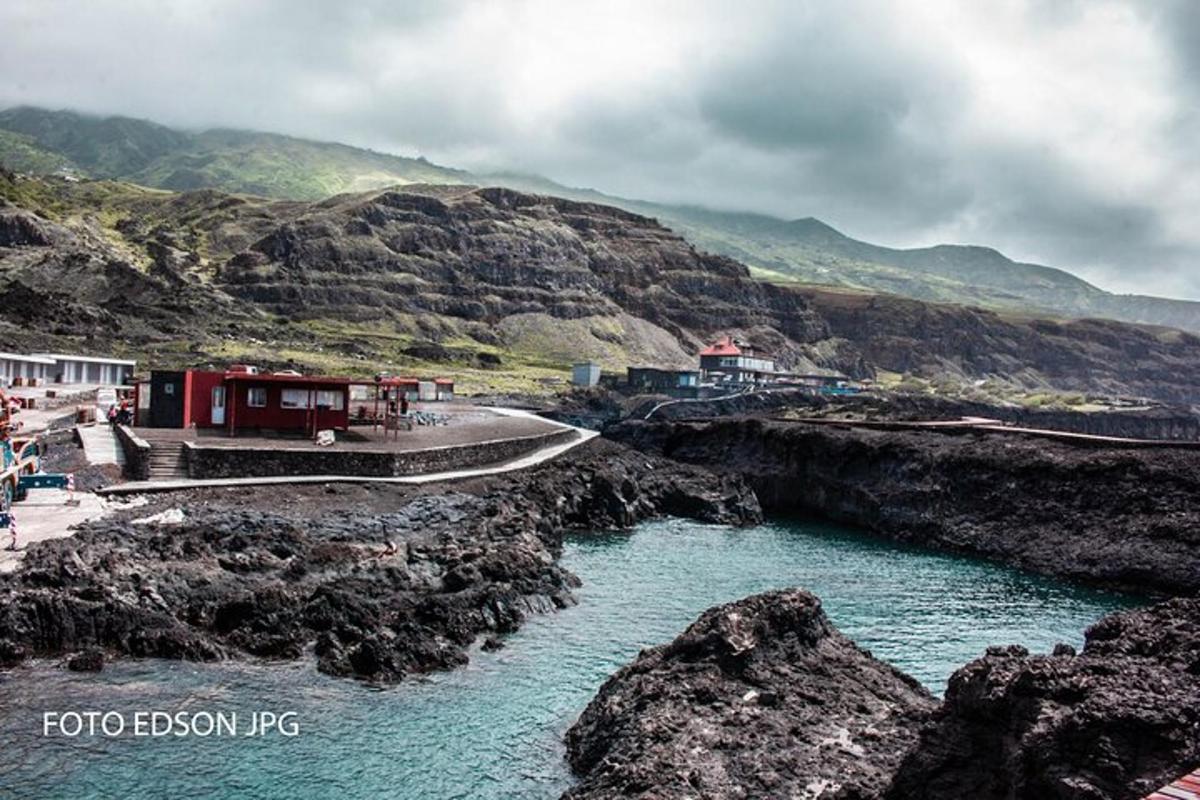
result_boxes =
[140,368,352,435]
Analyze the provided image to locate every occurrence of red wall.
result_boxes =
[186,371,226,427]
[172,371,351,433]
[225,382,350,432]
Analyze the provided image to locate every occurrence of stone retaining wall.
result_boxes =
[114,425,151,481]
[183,428,577,479]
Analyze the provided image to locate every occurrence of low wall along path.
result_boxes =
[102,408,595,494]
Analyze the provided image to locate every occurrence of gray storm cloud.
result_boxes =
[1,0,1196,298]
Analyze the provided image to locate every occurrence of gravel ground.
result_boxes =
[35,429,122,492]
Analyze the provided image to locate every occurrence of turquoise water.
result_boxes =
[0,518,1142,799]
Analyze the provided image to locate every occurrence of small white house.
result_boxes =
[572,362,601,387]
[32,353,137,385]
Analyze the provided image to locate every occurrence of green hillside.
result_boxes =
[0,106,187,176]
[126,129,470,198]
[4,105,1200,333]
[0,129,80,175]
[0,107,468,199]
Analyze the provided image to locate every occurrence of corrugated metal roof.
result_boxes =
[0,352,57,365]
[32,353,137,366]
[223,372,353,386]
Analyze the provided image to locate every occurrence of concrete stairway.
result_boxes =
[145,441,188,480]
[75,424,126,467]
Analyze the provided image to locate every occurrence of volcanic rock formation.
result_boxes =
[886,597,1200,800]
[564,592,1200,800]
[608,417,1200,595]
[0,440,759,681]
[563,589,937,800]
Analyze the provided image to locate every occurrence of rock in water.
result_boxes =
[563,589,936,800]
[885,597,1200,800]
[66,648,104,672]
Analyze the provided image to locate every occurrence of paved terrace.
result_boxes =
[132,404,558,452]
[8,408,594,567]
[0,489,110,574]
[6,382,121,434]
[101,407,595,495]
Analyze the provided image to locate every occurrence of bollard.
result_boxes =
[4,512,15,552]
[66,472,79,506]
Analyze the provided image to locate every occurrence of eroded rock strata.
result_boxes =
[11,167,1200,404]
[0,440,759,681]
[886,597,1200,800]
[609,417,1200,595]
[563,589,937,800]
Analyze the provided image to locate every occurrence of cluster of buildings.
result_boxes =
[0,352,137,387]
[0,349,458,437]
[574,335,856,399]
[5,335,852,438]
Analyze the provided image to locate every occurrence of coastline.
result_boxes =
[0,438,760,680]
[3,416,1197,798]
[607,416,1200,596]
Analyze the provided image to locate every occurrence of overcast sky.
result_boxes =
[2,0,1197,298]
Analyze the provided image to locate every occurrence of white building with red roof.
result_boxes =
[698,336,777,385]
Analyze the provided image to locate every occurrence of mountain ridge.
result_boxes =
[2,104,1200,335]
[5,167,1200,405]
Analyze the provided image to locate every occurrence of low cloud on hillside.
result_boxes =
[2,0,1197,297]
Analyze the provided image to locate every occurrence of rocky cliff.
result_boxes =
[608,417,1200,595]
[220,185,832,364]
[800,287,1200,405]
[0,170,848,383]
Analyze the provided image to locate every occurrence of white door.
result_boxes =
[212,386,226,425]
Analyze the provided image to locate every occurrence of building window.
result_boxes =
[247,387,267,408]
[280,388,311,409]
[316,390,344,410]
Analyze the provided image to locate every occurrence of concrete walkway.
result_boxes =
[75,423,126,466]
[0,489,114,573]
[782,416,1200,449]
[99,409,597,496]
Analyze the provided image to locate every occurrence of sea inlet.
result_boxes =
[0,517,1141,799]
